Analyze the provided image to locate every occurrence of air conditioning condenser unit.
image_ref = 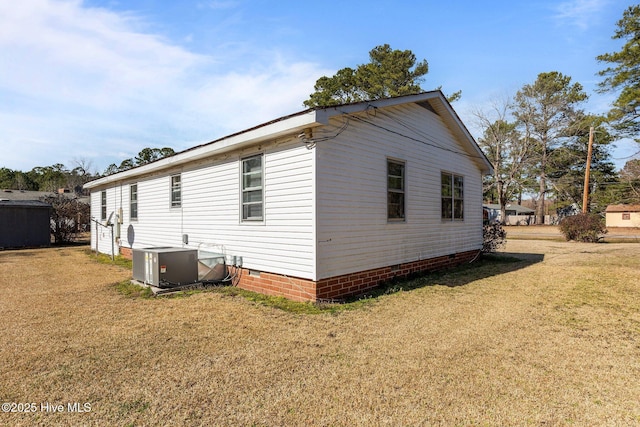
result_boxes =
[132,247,198,288]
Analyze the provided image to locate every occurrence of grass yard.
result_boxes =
[505,225,640,242]
[1,241,639,426]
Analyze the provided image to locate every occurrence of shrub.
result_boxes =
[482,223,507,254]
[41,194,90,243]
[559,213,607,242]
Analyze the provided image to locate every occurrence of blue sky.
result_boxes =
[0,0,635,173]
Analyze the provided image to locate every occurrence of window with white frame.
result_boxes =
[441,172,464,220]
[241,154,263,221]
[100,191,107,220]
[170,175,181,208]
[130,184,138,220]
[387,159,405,221]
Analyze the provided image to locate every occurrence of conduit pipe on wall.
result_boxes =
[92,217,114,261]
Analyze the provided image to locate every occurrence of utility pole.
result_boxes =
[582,126,594,213]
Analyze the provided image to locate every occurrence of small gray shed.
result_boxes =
[0,200,51,249]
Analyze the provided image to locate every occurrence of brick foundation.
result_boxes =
[118,242,479,301]
[232,269,318,302]
[234,250,480,302]
[119,246,133,259]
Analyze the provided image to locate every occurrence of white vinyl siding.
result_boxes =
[88,95,486,282]
[92,139,316,279]
[91,188,117,256]
[316,102,483,280]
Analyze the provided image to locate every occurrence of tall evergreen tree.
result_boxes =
[28,164,68,192]
[548,115,617,212]
[304,44,430,108]
[135,147,175,166]
[597,5,640,144]
[513,72,588,223]
[103,147,175,175]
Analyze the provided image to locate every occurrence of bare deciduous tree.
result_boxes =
[474,97,531,223]
[41,194,90,244]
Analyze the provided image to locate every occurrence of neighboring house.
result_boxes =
[0,188,90,205]
[0,199,51,248]
[1,189,59,201]
[483,203,535,224]
[605,204,640,228]
[84,91,493,301]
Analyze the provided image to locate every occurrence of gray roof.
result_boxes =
[0,200,51,208]
[0,189,89,204]
[0,189,56,201]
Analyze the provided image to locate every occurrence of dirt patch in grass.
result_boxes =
[1,242,639,425]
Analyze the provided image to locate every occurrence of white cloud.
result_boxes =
[185,56,323,132]
[0,0,329,172]
[198,1,239,10]
[553,0,609,30]
[0,0,205,110]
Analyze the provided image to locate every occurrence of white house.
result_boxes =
[85,91,492,301]
[483,203,535,225]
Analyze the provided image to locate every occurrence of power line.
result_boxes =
[612,149,640,161]
[340,109,488,162]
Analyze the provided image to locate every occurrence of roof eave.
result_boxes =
[85,109,323,189]
[85,91,494,189]
[425,93,493,175]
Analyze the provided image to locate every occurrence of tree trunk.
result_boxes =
[497,180,507,225]
[537,174,546,225]
[536,142,548,225]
